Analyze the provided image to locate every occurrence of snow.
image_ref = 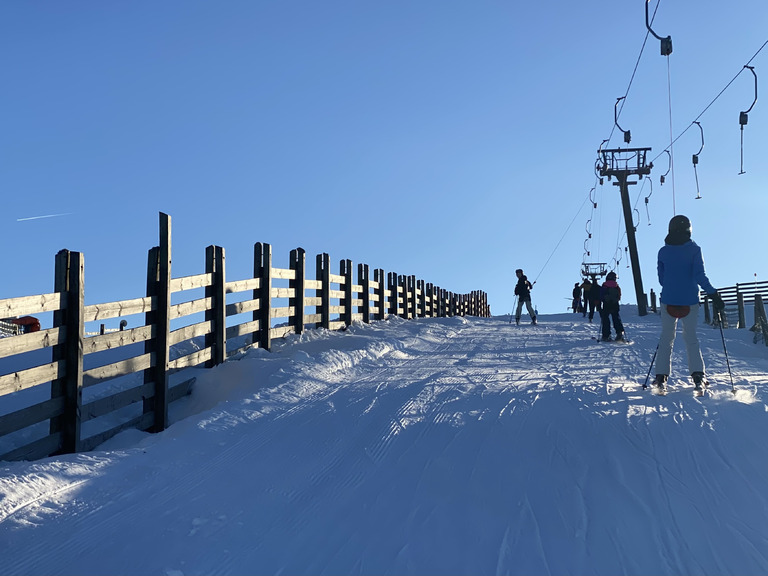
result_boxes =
[2,312,768,575]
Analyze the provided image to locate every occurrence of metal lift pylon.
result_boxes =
[598,147,652,316]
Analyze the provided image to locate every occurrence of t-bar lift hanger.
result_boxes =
[615,97,631,144]
[692,121,704,199]
[739,65,758,175]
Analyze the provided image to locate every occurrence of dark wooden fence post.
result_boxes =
[317,253,330,330]
[152,213,171,432]
[703,295,712,325]
[255,243,273,350]
[50,249,84,454]
[341,259,353,327]
[359,263,371,324]
[737,290,746,329]
[290,248,306,335]
[374,268,385,320]
[388,272,398,317]
[143,247,158,425]
[205,245,226,367]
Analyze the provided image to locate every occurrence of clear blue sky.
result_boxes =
[2,1,766,317]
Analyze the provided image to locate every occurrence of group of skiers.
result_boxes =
[572,272,625,341]
[521,215,726,394]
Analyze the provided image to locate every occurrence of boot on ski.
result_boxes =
[651,374,668,394]
[692,371,707,396]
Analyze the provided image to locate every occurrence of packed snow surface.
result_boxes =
[2,312,768,575]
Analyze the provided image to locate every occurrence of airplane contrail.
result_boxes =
[16,212,73,222]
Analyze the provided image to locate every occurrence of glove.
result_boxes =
[709,292,725,311]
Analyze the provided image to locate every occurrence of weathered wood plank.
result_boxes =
[226,319,260,340]
[170,296,212,320]
[328,273,345,284]
[168,347,212,370]
[84,296,156,322]
[328,305,344,314]
[304,313,322,324]
[225,299,260,317]
[0,292,65,318]
[328,320,345,330]
[83,352,154,386]
[0,397,65,437]
[168,377,195,403]
[304,297,322,307]
[225,278,260,294]
[0,433,62,462]
[169,273,213,292]
[84,325,154,355]
[270,325,294,339]
[272,267,296,281]
[271,287,294,299]
[0,327,65,357]
[0,361,66,397]
[83,382,155,422]
[80,413,154,453]
[169,320,212,346]
[271,306,294,319]
[305,279,322,290]
[329,289,345,299]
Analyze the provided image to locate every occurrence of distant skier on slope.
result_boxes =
[586,274,601,323]
[514,269,537,325]
[572,282,582,313]
[599,271,625,341]
[651,215,725,393]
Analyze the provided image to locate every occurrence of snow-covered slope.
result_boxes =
[1,312,767,575]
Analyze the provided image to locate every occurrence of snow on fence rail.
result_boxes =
[0,213,489,462]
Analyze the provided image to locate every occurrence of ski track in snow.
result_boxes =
[1,313,768,575]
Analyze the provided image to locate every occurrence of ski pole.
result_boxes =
[716,309,736,394]
[643,343,659,389]
[509,296,519,324]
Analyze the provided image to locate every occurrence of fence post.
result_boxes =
[425,282,433,317]
[290,248,306,335]
[317,253,330,330]
[703,295,712,325]
[737,290,746,329]
[755,294,768,346]
[399,275,408,319]
[374,268,386,320]
[255,243,273,350]
[359,263,371,324]
[341,259,353,327]
[388,272,398,316]
[205,245,226,367]
[152,213,171,432]
[50,249,84,454]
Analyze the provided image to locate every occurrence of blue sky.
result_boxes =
[2,1,767,317]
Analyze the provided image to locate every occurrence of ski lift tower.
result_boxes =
[598,147,652,316]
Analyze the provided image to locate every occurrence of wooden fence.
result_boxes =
[0,213,490,462]
[700,280,768,345]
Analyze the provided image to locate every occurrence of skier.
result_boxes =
[600,271,624,341]
[586,274,601,322]
[572,282,582,313]
[579,276,593,318]
[651,215,725,393]
[514,269,537,325]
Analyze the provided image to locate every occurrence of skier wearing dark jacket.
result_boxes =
[514,269,537,325]
[586,275,601,322]
[651,215,725,392]
[600,271,624,341]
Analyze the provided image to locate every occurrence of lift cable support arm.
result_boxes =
[646,0,672,56]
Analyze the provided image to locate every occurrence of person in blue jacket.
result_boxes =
[652,215,725,392]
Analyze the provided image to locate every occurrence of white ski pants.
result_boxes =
[654,303,705,377]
